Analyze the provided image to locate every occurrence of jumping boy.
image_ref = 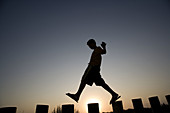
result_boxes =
[66,39,120,104]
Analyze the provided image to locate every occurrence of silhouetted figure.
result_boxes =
[66,39,120,104]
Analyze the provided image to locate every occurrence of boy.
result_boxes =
[66,39,120,104]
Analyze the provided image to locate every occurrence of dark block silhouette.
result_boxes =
[112,101,123,113]
[0,107,17,113]
[166,95,170,106]
[88,103,99,113]
[35,104,49,113]
[62,104,74,113]
[132,98,144,113]
[149,96,162,113]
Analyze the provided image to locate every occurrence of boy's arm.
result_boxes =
[101,42,106,54]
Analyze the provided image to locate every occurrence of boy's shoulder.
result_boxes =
[94,46,103,53]
[96,46,102,49]
[96,46,102,50]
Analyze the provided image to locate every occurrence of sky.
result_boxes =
[0,0,170,113]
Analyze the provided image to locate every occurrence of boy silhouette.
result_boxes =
[66,39,120,104]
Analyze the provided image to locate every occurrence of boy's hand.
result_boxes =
[101,42,106,48]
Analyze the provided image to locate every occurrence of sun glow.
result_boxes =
[85,98,102,112]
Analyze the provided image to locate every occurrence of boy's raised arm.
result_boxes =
[101,42,106,54]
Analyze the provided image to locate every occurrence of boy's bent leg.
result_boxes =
[102,82,118,96]
[102,83,121,104]
[97,79,120,104]
[95,77,118,96]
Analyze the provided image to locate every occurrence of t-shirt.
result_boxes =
[89,46,104,66]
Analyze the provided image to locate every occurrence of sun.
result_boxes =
[85,98,102,112]
[86,98,100,104]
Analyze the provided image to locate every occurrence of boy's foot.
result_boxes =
[110,95,121,104]
[66,93,79,103]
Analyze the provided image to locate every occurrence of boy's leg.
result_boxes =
[66,81,86,103]
[96,78,120,104]
[101,82,121,104]
[102,82,118,96]
[95,77,118,96]
[66,65,91,102]
[75,65,92,100]
[75,81,86,98]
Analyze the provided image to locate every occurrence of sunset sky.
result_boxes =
[0,0,170,113]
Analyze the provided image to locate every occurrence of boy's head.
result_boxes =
[87,39,96,49]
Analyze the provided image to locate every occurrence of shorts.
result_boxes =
[81,65,105,86]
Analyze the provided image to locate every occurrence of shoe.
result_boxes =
[66,93,79,103]
[110,95,121,104]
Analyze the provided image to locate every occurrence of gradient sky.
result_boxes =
[0,0,170,113]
